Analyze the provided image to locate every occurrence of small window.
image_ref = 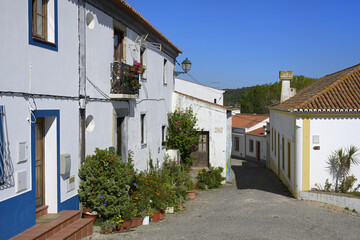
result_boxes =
[249,139,254,153]
[235,137,239,152]
[287,140,291,178]
[271,128,274,152]
[282,136,285,170]
[141,114,146,144]
[163,59,167,85]
[161,125,166,147]
[29,0,58,51]
[214,99,217,104]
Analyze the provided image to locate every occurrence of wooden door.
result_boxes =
[116,117,124,157]
[192,132,209,167]
[35,118,45,208]
[113,29,124,63]
[256,141,261,161]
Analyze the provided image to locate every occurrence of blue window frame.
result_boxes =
[0,106,4,185]
[28,0,58,51]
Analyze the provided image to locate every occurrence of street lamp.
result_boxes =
[174,58,192,76]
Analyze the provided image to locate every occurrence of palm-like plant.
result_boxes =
[327,145,359,192]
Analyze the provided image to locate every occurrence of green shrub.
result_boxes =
[197,166,225,189]
[339,175,357,193]
[78,148,133,221]
[166,107,201,167]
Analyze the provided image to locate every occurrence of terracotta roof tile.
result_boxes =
[270,63,360,111]
[232,114,269,129]
[247,127,266,137]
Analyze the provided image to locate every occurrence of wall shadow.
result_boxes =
[231,159,292,197]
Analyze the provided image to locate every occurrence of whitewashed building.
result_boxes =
[231,114,269,164]
[173,78,232,180]
[0,0,181,238]
[268,64,360,198]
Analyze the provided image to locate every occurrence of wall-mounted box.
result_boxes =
[60,154,71,175]
[17,141,27,163]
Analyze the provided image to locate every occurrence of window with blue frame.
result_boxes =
[29,0,58,51]
[0,106,4,185]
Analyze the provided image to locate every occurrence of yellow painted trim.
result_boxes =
[269,109,360,117]
[302,118,310,191]
[293,117,296,192]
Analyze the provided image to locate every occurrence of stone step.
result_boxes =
[47,218,93,240]
[10,210,86,240]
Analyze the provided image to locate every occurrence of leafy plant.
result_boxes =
[339,175,357,193]
[326,145,359,192]
[166,107,201,167]
[324,178,332,192]
[101,219,117,234]
[197,166,225,189]
[78,148,133,221]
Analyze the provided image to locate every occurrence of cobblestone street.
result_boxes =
[84,159,360,240]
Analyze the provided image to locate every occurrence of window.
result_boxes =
[282,136,285,170]
[0,106,4,185]
[114,28,124,62]
[161,125,166,147]
[271,128,274,152]
[235,137,239,152]
[163,59,167,85]
[29,0,58,51]
[249,139,254,153]
[274,129,276,156]
[287,140,291,178]
[214,99,217,104]
[141,114,146,144]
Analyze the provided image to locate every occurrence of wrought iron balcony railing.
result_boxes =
[110,62,140,96]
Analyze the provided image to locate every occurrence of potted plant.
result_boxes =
[101,219,117,234]
[123,71,141,91]
[78,148,133,221]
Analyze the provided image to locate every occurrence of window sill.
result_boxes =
[30,36,58,51]
[32,36,57,46]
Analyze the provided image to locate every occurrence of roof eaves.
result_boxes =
[112,0,182,54]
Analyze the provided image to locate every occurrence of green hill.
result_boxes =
[224,75,317,114]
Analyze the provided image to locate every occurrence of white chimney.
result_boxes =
[279,71,293,103]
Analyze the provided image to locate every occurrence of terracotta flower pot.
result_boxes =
[130,66,137,72]
[187,190,196,199]
[83,212,98,223]
[178,204,184,211]
[120,220,131,231]
[131,217,142,227]
[159,210,165,220]
[151,211,160,222]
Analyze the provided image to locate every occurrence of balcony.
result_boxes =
[110,62,141,99]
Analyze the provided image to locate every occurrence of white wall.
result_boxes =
[269,111,295,189]
[0,0,80,208]
[175,78,225,105]
[84,3,175,172]
[309,117,360,190]
[232,133,245,158]
[245,134,267,161]
[173,92,229,176]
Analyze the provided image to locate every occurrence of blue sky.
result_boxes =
[126,0,360,89]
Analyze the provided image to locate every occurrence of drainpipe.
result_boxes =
[78,0,86,164]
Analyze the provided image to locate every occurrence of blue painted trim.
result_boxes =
[28,0,58,51]
[59,195,79,212]
[0,191,35,240]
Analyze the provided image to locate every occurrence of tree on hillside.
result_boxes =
[236,75,317,114]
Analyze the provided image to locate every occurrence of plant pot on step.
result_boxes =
[142,216,150,225]
[83,211,98,223]
[131,217,143,227]
[120,220,131,231]
[187,190,196,199]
